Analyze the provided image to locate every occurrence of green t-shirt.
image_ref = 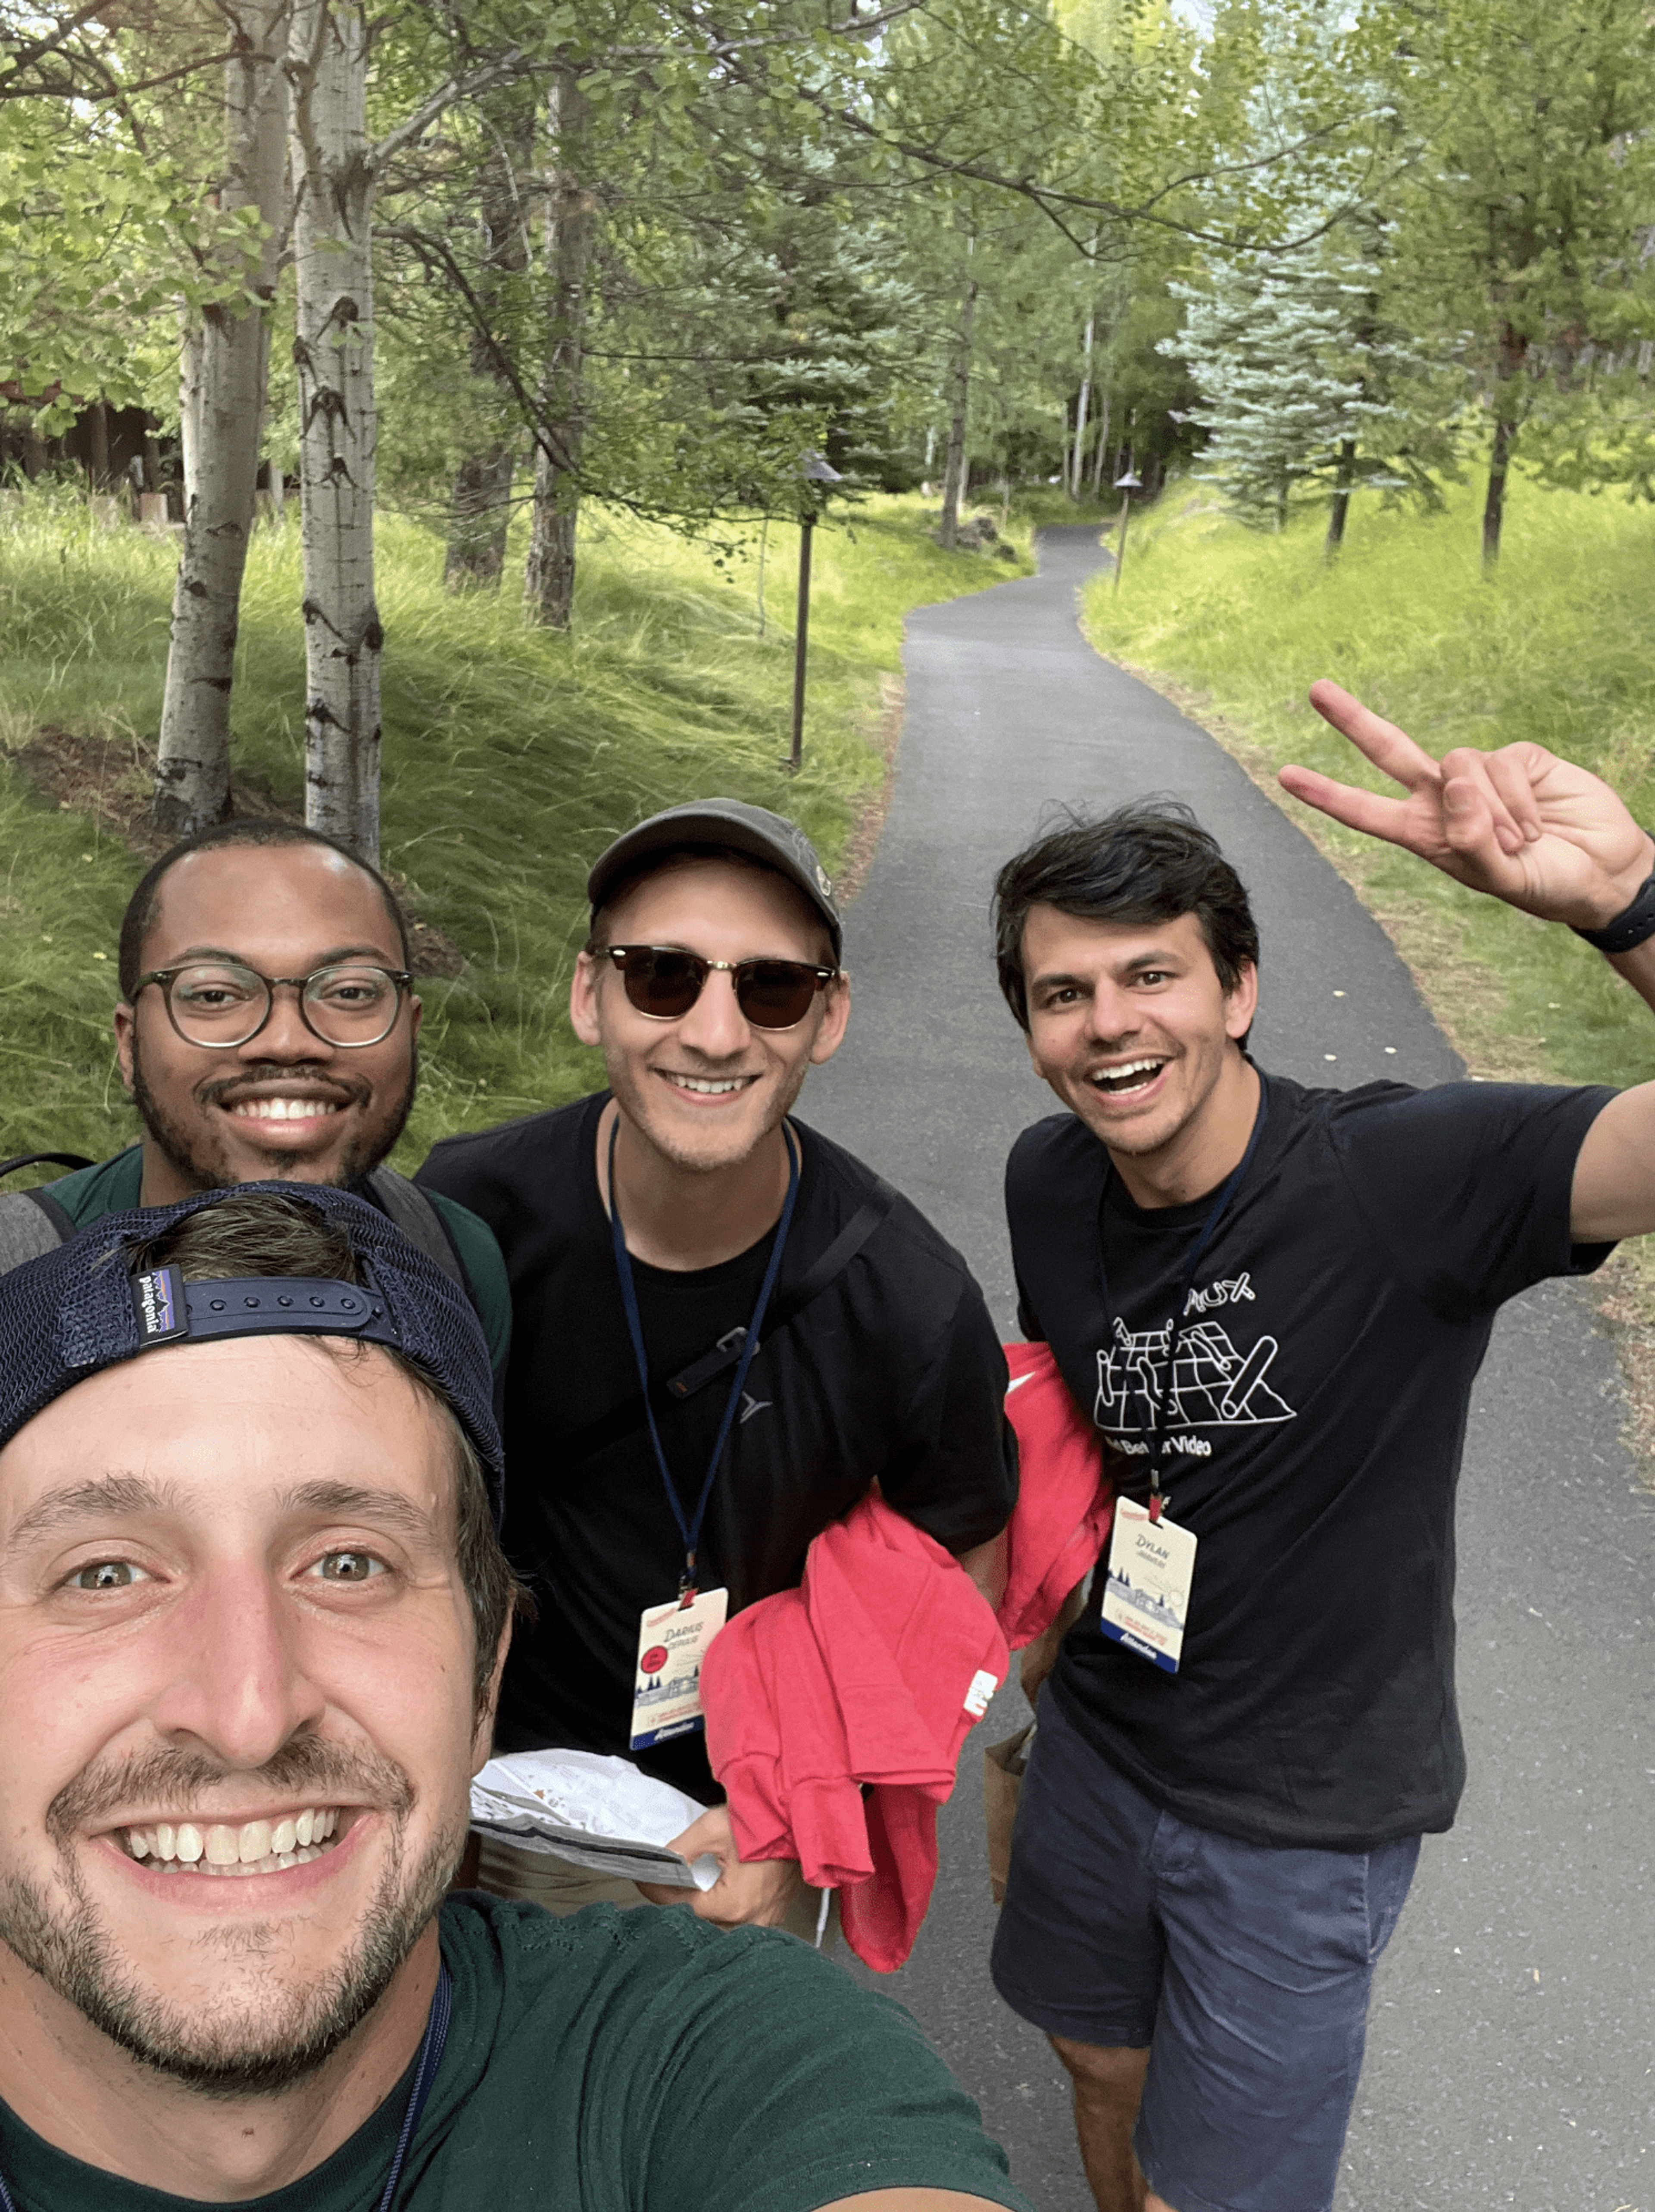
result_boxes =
[0,1896,1031,2212]
[42,1149,512,1378]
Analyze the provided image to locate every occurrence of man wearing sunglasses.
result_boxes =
[0,820,510,1376]
[418,800,1018,1931]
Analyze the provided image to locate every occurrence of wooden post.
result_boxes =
[790,517,814,773]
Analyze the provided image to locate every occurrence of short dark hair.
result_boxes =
[993,800,1260,1031]
[125,1191,526,1720]
[118,823,412,1002]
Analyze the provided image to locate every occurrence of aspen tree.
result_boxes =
[153,0,291,837]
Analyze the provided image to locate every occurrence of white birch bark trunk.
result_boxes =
[1091,388,1111,495]
[289,0,381,860]
[153,0,291,837]
[525,65,593,631]
[937,272,977,551]
[1070,313,1094,499]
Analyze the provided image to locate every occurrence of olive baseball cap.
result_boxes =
[587,800,842,962]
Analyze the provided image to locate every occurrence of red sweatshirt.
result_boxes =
[701,1341,1112,1970]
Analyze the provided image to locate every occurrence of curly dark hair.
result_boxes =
[993,800,1260,1031]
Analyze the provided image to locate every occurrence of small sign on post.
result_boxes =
[1112,469,1142,594]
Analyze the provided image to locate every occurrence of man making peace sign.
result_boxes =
[987,683,1655,2212]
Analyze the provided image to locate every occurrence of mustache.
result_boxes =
[49,1737,415,1842]
[197,1064,371,1109]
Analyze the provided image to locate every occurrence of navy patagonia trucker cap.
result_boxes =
[0,1183,503,1516]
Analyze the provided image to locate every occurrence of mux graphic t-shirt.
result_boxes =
[0,1896,1034,2212]
[1007,1072,1616,1851]
[420,1093,1017,1800]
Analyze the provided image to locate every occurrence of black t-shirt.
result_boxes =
[419,1093,1017,1799]
[1007,1071,1616,1853]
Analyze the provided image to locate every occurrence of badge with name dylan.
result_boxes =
[1100,1499,1197,1675]
[630,1588,729,1750]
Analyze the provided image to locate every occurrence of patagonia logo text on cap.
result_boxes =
[132,1266,189,1346]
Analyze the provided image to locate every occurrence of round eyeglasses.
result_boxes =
[133,961,415,1050]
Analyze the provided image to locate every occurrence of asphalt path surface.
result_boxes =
[804,525,1655,2211]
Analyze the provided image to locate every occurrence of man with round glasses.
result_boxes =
[0,820,510,1376]
[419,800,1018,1930]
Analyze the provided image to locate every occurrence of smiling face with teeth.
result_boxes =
[0,1332,494,2180]
[1021,906,1261,1208]
[572,857,850,1181]
[113,845,422,1207]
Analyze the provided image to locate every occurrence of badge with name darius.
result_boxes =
[630,1588,729,1750]
[1100,1499,1197,1675]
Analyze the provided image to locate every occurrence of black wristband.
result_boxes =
[1572,848,1655,954]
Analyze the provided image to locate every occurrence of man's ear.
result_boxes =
[569,950,603,1048]
[808,970,852,1067]
[1223,961,1259,1040]
[113,1002,137,1097]
[470,1616,514,1774]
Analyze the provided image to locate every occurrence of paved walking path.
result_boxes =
[805,525,1655,2211]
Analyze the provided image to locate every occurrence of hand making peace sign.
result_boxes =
[1280,682,1655,934]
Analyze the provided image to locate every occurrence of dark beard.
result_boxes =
[129,1035,418,1194]
[0,1740,462,2100]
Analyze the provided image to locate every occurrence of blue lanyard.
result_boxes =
[608,1114,801,1593]
[373,1963,451,2212]
[0,1963,451,2212]
[1097,1076,1268,1512]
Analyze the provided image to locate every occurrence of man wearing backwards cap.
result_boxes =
[0,1182,1033,2212]
[419,801,1018,1928]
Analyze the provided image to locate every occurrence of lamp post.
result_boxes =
[790,449,843,773]
[1112,468,1142,595]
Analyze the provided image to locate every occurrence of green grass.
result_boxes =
[0,487,1028,1172]
[1082,477,1655,1095]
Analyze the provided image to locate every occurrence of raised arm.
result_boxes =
[1282,682,1655,1242]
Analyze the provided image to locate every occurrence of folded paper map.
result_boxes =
[470,1748,720,1890]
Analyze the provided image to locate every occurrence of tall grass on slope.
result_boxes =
[1083,481,1655,1096]
[0,489,1025,1168]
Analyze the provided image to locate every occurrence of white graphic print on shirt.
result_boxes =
[1093,1272,1297,1450]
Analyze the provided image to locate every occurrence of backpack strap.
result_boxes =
[364,1165,468,1288]
[0,1186,76,1272]
[562,1173,900,1465]
[0,1151,94,1181]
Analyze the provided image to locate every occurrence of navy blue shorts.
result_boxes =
[990,1690,1419,2212]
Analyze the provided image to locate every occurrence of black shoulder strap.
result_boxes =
[0,1151,94,1181]
[562,1174,900,1465]
[365,1166,468,1288]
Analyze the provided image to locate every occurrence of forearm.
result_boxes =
[1568,901,1655,1240]
[1019,1575,1087,1705]
[954,1529,1008,1612]
[1607,935,1655,1018]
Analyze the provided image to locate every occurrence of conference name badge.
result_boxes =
[1099,1498,1196,1675]
[630,1587,729,1750]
